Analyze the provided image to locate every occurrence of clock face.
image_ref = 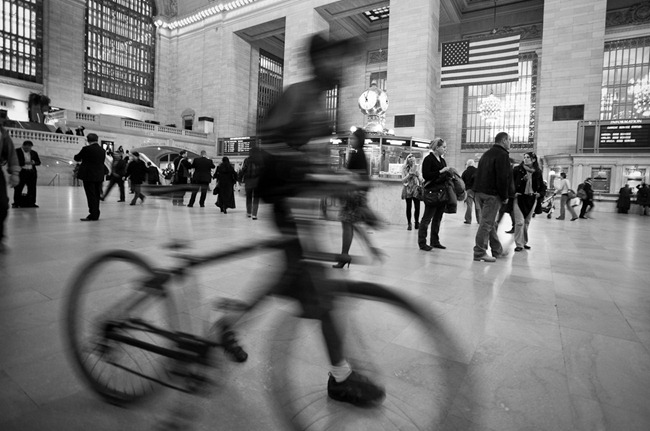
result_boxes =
[358,90,379,111]
[378,92,389,112]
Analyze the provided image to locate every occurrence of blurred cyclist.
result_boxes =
[234,33,385,406]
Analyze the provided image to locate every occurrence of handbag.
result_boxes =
[414,185,424,200]
[422,186,448,206]
[212,182,220,195]
[567,189,577,199]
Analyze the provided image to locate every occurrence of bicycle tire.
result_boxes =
[267,281,465,431]
[64,250,180,405]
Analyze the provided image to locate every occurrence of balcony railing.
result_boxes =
[48,110,209,140]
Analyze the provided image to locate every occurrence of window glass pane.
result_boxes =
[462,52,537,151]
[0,0,42,82]
[601,36,650,120]
[84,0,155,107]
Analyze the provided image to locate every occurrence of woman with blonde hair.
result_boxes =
[401,153,422,230]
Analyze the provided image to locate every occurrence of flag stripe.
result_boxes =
[442,66,519,80]
[470,34,521,47]
[441,34,520,88]
[442,76,519,87]
[442,55,519,71]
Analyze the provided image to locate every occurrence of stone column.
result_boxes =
[385,0,440,139]
[282,9,329,87]
[46,0,86,110]
[537,0,607,157]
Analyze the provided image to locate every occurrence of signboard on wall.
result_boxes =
[218,136,257,156]
[598,120,650,148]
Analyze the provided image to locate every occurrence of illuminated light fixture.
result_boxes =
[478,91,502,125]
[158,0,258,29]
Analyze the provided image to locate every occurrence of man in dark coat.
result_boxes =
[188,150,215,207]
[146,162,161,185]
[101,150,127,202]
[126,151,148,205]
[74,133,106,221]
[473,132,514,262]
[13,140,41,208]
[171,150,191,205]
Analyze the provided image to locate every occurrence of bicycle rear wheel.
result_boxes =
[268,281,465,431]
[64,250,180,404]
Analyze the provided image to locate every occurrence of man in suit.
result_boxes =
[0,122,20,253]
[74,133,106,221]
[13,140,41,208]
[188,150,215,207]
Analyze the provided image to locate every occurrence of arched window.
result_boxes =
[0,0,43,82]
[85,0,156,106]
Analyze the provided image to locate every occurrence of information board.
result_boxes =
[599,120,650,148]
[218,137,256,156]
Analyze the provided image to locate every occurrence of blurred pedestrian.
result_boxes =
[617,184,632,214]
[0,122,20,252]
[636,183,649,215]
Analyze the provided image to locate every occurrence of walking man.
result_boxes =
[74,133,106,221]
[473,132,514,262]
[188,150,215,207]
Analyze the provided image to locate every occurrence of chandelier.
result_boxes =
[478,92,502,124]
[631,77,650,116]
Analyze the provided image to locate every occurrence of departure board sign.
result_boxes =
[599,120,650,148]
[218,137,256,156]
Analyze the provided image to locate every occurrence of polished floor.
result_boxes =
[1,186,649,431]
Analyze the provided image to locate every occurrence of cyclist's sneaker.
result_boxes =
[327,371,385,406]
[221,328,248,363]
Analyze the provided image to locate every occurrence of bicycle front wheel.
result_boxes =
[64,250,180,405]
[268,281,464,431]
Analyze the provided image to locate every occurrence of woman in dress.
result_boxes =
[401,154,421,231]
[512,152,544,251]
[214,156,237,214]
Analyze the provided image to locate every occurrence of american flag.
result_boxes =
[441,34,520,88]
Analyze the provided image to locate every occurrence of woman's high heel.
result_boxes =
[332,255,351,268]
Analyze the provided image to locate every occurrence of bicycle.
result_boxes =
[63,184,464,431]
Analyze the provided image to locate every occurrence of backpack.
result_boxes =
[576,183,587,200]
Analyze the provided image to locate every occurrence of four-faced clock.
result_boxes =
[358,89,379,111]
[378,91,389,113]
